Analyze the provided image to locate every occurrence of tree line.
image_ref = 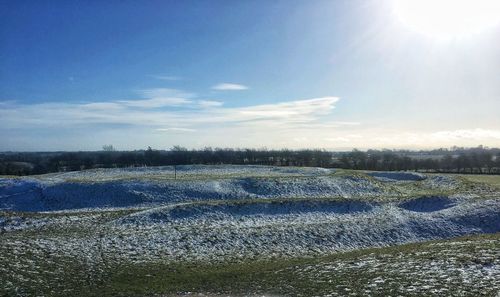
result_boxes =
[1,145,499,176]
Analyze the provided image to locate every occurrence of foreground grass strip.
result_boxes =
[3,233,496,297]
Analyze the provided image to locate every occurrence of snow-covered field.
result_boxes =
[35,165,335,183]
[1,165,499,296]
[281,234,500,296]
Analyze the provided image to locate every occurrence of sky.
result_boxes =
[1,0,500,151]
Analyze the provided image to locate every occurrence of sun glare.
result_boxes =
[393,0,500,40]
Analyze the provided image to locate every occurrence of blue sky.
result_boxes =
[1,0,500,151]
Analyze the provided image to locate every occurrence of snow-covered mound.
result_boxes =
[116,199,376,224]
[100,197,500,262]
[1,165,499,265]
[0,167,486,212]
[1,174,385,212]
[422,175,461,190]
[367,171,426,182]
[38,165,335,183]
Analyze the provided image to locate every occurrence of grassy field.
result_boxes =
[2,231,499,296]
[460,174,500,190]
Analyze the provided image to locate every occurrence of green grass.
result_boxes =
[460,174,500,190]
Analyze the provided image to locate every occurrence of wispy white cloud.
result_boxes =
[155,127,196,132]
[3,90,500,149]
[0,100,17,106]
[0,95,339,132]
[138,88,195,99]
[81,102,124,110]
[150,75,182,81]
[0,94,351,151]
[197,100,224,108]
[118,88,195,108]
[211,83,248,90]
[119,97,192,108]
[235,97,337,119]
[12,90,499,150]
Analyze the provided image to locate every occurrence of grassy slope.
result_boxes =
[2,231,499,297]
[461,174,500,190]
[105,233,500,297]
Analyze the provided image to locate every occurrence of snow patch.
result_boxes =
[117,200,376,223]
[367,171,426,182]
[399,196,457,213]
